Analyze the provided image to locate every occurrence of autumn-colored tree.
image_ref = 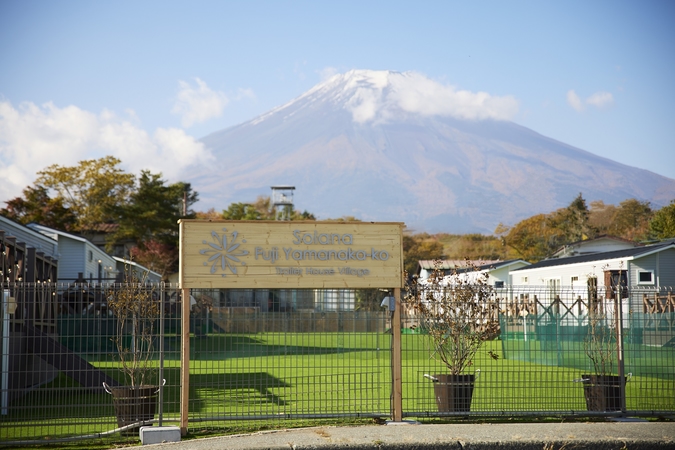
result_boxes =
[609,199,652,241]
[436,233,507,261]
[403,233,445,275]
[35,156,135,232]
[130,240,178,280]
[589,200,618,235]
[1,185,77,230]
[498,214,563,261]
[195,208,222,220]
[499,194,598,262]
[649,200,675,240]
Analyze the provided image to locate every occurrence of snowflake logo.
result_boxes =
[200,228,249,277]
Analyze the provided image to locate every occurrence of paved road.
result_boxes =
[145,421,675,449]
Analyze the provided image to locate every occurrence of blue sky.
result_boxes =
[1,0,674,207]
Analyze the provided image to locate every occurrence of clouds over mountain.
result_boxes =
[312,70,519,124]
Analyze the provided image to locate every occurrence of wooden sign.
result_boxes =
[179,220,403,289]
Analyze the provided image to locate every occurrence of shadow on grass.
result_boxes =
[190,334,380,360]
[3,367,291,420]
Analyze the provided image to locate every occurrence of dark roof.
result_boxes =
[512,241,675,271]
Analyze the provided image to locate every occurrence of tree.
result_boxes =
[549,193,595,243]
[649,200,675,240]
[35,156,135,231]
[403,233,444,275]
[195,208,222,220]
[610,199,652,241]
[589,200,618,235]
[500,194,599,262]
[221,196,315,221]
[222,202,266,220]
[1,185,77,230]
[107,171,197,264]
[130,240,179,280]
[499,214,566,262]
[106,170,198,277]
[437,233,507,261]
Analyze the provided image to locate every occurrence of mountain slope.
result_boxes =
[192,70,675,233]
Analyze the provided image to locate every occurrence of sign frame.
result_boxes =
[177,220,405,432]
[178,220,404,289]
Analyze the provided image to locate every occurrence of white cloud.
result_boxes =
[586,91,614,108]
[234,88,256,101]
[318,67,339,81]
[0,100,214,203]
[567,89,584,112]
[342,70,519,124]
[567,89,614,112]
[171,78,229,127]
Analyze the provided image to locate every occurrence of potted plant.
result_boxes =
[407,260,500,412]
[579,268,628,412]
[104,262,161,434]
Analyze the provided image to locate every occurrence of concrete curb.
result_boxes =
[143,422,675,449]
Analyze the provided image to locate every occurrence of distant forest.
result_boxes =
[402,194,675,275]
[2,157,674,279]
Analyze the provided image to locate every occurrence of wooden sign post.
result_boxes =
[178,221,404,433]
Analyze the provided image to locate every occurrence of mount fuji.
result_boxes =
[190,70,675,233]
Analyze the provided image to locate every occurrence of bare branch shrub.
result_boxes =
[584,307,617,376]
[406,260,500,375]
[107,263,159,387]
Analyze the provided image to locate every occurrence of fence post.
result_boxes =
[392,287,402,421]
[158,283,165,427]
[615,289,626,413]
[180,287,190,435]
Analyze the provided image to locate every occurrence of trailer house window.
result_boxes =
[638,270,654,285]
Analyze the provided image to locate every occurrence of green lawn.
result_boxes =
[2,331,674,444]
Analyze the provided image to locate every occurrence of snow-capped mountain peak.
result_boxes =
[193,70,675,233]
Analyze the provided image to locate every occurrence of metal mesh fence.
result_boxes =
[1,283,674,445]
[0,282,182,444]
[186,288,391,424]
[400,285,675,417]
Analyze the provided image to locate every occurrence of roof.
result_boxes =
[512,241,675,271]
[27,223,90,244]
[454,259,529,274]
[417,260,501,271]
[80,223,119,233]
[0,215,58,245]
[551,234,639,257]
[112,256,162,279]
